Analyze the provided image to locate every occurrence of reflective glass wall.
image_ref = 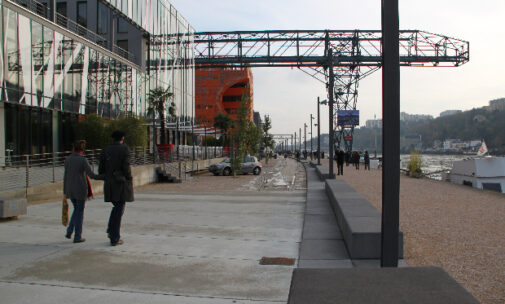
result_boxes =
[0,0,195,154]
[1,6,144,118]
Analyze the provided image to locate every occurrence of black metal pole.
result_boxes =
[310,114,313,160]
[304,123,307,156]
[192,120,195,161]
[294,132,297,153]
[299,128,302,152]
[317,97,321,165]
[381,0,400,267]
[328,49,335,179]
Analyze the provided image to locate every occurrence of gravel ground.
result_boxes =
[320,158,505,304]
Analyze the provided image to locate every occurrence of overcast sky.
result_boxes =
[170,0,505,135]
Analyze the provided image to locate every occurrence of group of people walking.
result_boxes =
[63,130,134,246]
[334,149,370,175]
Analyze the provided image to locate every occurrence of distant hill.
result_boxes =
[406,106,505,154]
[351,105,505,154]
[304,104,505,154]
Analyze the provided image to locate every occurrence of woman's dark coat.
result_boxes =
[63,153,102,200]
[99,142,134,202]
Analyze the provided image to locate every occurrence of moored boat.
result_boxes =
[443,156,505,193]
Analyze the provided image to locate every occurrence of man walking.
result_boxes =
[336,147,345,175]
[99,130,134,246]
[364,150,370,170]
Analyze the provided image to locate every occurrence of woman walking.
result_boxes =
[63,140,102,243]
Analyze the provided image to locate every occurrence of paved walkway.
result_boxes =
[0,190,305,303]
[298,163,352,268]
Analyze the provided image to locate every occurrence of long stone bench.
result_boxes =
[325,179,403,259]
[314,165,331,180]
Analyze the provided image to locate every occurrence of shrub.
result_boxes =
[407,150,423,174]
[74,114,108,149]
[106,115,148,148]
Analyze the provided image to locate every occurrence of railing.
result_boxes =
[0,145,227,193]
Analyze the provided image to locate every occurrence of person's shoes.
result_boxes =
[65,232,72,239]
[111,239,124,246]
[73,238,86,243]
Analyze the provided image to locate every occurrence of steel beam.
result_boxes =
[381,0,401,268]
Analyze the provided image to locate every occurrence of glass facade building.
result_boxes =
[0,0,194,156]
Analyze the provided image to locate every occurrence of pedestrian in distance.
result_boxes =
[63,140,103,243]
[336,148,345,175]
[99,130,134,246]
[364,150,370,170]
[352,151,360,170]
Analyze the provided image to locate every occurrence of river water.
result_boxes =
[400,154,469,180]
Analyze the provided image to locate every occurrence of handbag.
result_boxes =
[62,196,69,226]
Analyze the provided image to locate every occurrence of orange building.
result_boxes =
[195,67,254,128]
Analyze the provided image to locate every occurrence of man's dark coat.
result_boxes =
[99,142,134,202]
[337,150,345,165]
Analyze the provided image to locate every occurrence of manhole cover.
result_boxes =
[259,257,295,266]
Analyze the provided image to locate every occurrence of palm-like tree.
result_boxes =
[147,86,175,145]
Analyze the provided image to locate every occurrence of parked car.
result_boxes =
[209,156,262,176]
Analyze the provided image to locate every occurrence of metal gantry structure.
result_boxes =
[193,29,469,152]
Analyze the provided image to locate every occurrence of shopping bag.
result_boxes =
[62,196,69,226]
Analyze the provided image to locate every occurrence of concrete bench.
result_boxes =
[314,165,331,180]
[288,267,480,304]
[325,179,403,259]
[0,197,27,218]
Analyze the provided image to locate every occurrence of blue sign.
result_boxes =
[337,110,359,126]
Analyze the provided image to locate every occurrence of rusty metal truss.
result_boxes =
[193,29,469,152]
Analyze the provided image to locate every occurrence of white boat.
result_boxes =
[443,156,505,193]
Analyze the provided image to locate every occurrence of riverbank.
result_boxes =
[319,158,504,304]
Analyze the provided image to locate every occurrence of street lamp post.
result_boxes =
[299,128,302,152]
[310,114,314,160]
[304,123,307,158]
[317,97,321,165]
[294,132,296,151]
[328,49,336,179]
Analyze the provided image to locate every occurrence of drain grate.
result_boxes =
[259,257,295,266]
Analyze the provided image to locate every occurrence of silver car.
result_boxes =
[209,156,262,176]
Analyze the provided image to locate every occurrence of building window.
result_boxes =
[223,96,242,102]
[231,82,247,88]
[117,17,129,33]
[56,2,67,27]
[97,2,109,35]
[117,40,128,58]
[77,1,87,28]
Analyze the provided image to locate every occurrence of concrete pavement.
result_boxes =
[0,190,305,303]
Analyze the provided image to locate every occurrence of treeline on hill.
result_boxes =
[352,107,505,154]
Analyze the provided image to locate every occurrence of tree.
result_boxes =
[230,88,253,175]
[244,121,261,156]
[262,115,274,163]
[213,112,233,147]
[147,86,174,145]
[74,114,108,149]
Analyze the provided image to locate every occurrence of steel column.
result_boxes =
[304,123,307,156]
[328,49,335,179]
[310,114,314,160]
[381,0,400,267]
[317,97,321,165]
